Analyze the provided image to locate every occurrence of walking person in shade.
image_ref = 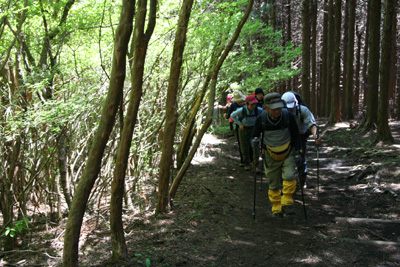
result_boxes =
[231,95,263,170]
[252,92,302,217]
[281,91,321,188]
[227,90,246,166]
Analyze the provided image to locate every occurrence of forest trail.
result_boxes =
[2,120,400,266]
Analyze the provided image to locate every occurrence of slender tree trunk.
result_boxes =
[62,0,135,265]
[354,29,362,115]
[344,0,356,119]
[311,0,317,114]
[341,0,349,118]
[170,0,255,199]
[301,0,310,104]
[329,0,342,123]
[376,0,395,143]
[58,128,72,209]
[325,0,334,116]
[321,0,329,117]
[363,0,381,130]
[110,0,156,260]
[156,0,194,214]
[362,0,371,108]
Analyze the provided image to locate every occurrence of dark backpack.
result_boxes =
[260,108,290,132]
[288,91,305,123]
[289,91,305,106]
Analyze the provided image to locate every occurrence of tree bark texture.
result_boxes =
[311,0,317,114]
[376,0,395,143]
[301,0,310,104]
[62,0,135,265]
[364,0,380,129]
[325,0,335,117]
[156,0,194,215]
[344,0,356,120]
[329,0,342,123]
[320,0,329,117]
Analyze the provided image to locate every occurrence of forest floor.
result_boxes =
[2,119,400,267]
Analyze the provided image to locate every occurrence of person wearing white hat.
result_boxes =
[281,92,321,189]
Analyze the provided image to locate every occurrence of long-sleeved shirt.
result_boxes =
[231,106,263,127]
[291,105,318,135]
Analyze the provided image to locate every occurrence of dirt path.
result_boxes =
[130,120,400,267]
[2,120,400,266]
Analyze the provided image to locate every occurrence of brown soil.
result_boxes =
[2,119,400,266]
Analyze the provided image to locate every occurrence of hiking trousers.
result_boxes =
[238,126,253,164]
[263,149,297,190]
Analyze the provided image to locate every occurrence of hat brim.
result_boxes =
[286,102,295,108]
[268,102,284,109]
[233,98,244,102]
[249,100,258,104]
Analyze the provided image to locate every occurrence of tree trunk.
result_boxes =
[301,0,310,104]
[62,0,135,265]
[321,0,329,117]
[344,0,356,120]
[329,0,342,123]
[311,0,317,114]
[110,0,156,260]
[354,29,362,115]
[156,0,194,215]
[341,0,349,118]
[362,0,371,108]
[58,128,72,209]
[363,0,381,130]
[325,0,334,117]
[388,8,397,117]
[169,0,255,200]
[376,0,395,143]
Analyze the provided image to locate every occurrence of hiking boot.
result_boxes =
[282,205,296,216]
[273,212,284,218]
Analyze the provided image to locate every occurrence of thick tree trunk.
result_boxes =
[169,0,255,200]
[62,0,135,265]
[301,0,310,104]
[329,0,342,123]
[344,0,356,120]
[156,0,194,215]
[363,0,380,130]
[376,0,395,143]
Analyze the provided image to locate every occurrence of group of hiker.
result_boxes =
[223,87,321,218]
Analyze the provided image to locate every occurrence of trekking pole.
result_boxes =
[252,138,260,219]
[316,127,320,200]
[299,171,308,223]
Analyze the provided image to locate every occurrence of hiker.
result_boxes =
[253,87,264,109]
[281,91,321,188]
[222,96,233,134]
[227,90,246,165]
[251,92,302,218]
[231,95,263,171]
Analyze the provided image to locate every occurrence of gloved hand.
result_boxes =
[295,152,303,167]
[251,137,260,150]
